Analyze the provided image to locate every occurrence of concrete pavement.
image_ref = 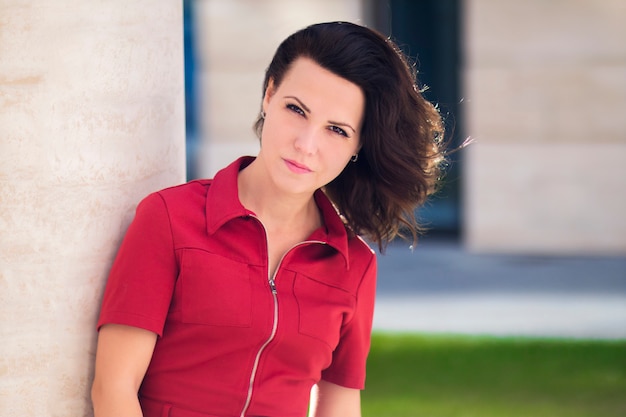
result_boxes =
[372,238,626,339]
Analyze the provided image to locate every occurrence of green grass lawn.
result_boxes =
[362,332,626,417]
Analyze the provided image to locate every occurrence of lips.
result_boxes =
[283,158,312,174]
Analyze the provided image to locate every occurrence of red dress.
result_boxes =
[97,157,377,417]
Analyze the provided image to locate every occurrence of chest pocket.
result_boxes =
[180,250,252,327]
[293,274,354,349]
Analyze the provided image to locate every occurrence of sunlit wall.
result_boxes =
[0,1,185,414]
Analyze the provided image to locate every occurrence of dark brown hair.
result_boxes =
[255,21,445,251]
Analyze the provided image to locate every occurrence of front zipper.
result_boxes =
[239,273,278,417]
[239,215,325,416]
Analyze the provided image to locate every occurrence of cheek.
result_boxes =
[321,139,355,163]
[326,156,351,178]
[261,121,287,147]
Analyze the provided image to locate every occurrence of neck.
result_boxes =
[237,159,320,232]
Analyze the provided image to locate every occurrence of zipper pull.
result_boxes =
[269,278,277,294]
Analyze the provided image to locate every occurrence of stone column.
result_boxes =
[0,1,185,415]
[192,0,364,178]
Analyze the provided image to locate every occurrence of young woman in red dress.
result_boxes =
[92,21,444,417]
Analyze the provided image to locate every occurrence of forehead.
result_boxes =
[277,57,365,123]
[279,57,358,94]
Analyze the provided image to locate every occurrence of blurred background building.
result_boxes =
[184,0,626,256]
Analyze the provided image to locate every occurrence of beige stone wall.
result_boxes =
[192,0,364,177]
[463,0,626,254]
[0,1,185,414]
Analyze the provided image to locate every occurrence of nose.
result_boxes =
[293,127,319,155]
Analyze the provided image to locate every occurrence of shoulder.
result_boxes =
[130,180,217,244]
[348,235,375,264]
[133,180,213,225]
[155,179,212,202]
[345,234,377,284]
[138,179,211,210]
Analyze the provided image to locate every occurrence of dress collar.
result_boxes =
[205,157,351,265]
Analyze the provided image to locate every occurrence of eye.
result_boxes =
[329,125,348,137]
[286,103,305,116]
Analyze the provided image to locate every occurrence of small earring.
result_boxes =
[350,154,359,163]
[260,111,266,119]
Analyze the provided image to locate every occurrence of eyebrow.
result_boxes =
[284,95,357,134]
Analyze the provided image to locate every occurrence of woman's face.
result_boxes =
[257,57,364,197]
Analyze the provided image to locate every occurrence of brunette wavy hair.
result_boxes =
[254,21,445,251]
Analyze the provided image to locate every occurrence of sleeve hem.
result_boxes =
[97,311,164,337]
[320,370,365,390]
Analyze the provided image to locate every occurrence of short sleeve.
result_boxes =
[97,192,177,337]
[320,253,377,389]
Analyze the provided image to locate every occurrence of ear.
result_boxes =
[354,139,363,154]
[262,78,276,112]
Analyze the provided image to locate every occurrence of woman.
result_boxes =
[92,21,444,417]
